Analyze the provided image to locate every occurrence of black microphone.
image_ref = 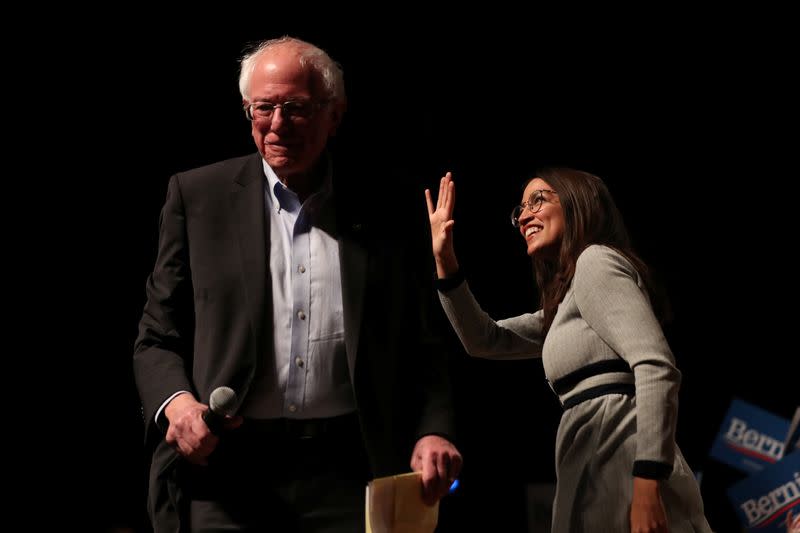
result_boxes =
[202,386,238,435]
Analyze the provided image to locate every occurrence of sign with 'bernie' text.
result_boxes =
[727,450,800,532]
[710,399,790,474]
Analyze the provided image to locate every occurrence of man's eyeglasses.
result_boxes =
[244,100,327,122]
[510,189,557,227]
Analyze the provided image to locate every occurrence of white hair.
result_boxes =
[238,36,346,104]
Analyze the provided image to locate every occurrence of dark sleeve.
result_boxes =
[133,175,195,442]
[415,280,458,444]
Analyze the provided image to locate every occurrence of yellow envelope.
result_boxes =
[365,472,439,533]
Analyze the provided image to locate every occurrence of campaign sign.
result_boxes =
[727,450,800,532]
[710,399,790,474]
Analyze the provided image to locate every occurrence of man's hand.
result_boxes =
[410,434,463,505]
[164,393,242,465]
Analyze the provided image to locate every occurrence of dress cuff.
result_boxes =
[434,269,465,292]
[632,460,673,479]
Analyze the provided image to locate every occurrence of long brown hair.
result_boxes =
[531,168,668,332]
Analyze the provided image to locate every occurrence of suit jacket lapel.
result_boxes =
[339,221,367,384]
[231,154,269,372]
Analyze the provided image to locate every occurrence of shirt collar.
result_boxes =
[262,156,333,214]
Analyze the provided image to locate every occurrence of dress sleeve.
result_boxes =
[573,245,680,478]
[437,280,545,360]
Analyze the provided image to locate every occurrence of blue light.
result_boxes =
[448,478,460,494]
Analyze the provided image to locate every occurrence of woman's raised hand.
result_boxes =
[424,172,460,279]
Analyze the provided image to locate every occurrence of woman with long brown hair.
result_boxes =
[425,168,711,532]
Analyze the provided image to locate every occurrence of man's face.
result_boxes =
[246,46,341,180]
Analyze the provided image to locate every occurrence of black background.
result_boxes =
[75,14,796,532]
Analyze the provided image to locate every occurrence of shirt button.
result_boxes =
[296,357,304,368]
[288,404,297,413]
[298,265,306,273]
[297,310,306,320]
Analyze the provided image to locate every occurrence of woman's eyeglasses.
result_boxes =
[510,189,557,227]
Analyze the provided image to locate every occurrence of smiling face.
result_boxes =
[517,178,564,257]
[246,44,342,182]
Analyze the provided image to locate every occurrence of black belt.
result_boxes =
[562,383,635,410]
[550,359,631,395]
[245,412,359,440]
[548,359,635,410]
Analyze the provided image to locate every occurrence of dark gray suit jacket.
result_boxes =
[133,152,456,531]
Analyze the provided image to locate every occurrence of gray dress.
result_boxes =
[439,245,712,532]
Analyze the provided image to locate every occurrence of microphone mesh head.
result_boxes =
[209,386,238,416]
